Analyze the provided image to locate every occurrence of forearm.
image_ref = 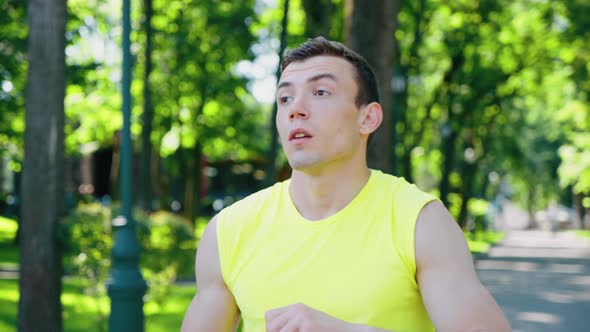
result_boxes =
[181,292,239,332]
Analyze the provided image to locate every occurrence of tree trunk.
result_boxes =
[585,204,590,230]
[438,124,457,208]
[392,40,409,180]
[19,0,66,331]
[183,143,202,224]
[526,186,537,229]
[301,0,332,38]
[396,0,433,181]
[183,71,208,222]
[192,143,203,221]
[138,0,154,211]
[265,0,289,187]
[436,52,464,208]
[11,171,21,245]
[346,0,398,173]
[110,133,120,202]
[573,192,586,229]
[155,149,173,211]
[457,160,477,229]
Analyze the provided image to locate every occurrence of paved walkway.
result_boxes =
[476,230,590,332]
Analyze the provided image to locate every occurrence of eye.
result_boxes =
[314,89,330,97]
[278,95,292,104]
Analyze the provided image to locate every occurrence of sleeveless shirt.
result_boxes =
[216,169,437,332]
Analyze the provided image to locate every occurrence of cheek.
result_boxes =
[276,114,287,138]
[331,111,360,136]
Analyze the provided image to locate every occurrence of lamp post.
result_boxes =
[107,0,147,330]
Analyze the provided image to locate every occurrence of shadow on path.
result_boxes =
[476,231,590,332]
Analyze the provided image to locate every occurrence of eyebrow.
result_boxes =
[277,73,338,90]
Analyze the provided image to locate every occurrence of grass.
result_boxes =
[0,243,18,270]
[575,230,590,239]
[465,230,505,254]
[0,216,19,269]
[0,216,17,242]
[0,279,17,331]
[0,277,195,332]
[0,214,199,331]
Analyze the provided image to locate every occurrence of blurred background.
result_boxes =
[1,0,589,331]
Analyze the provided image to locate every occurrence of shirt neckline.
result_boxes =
[283,169,379,226]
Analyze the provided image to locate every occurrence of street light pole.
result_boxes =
[107,0,147,330]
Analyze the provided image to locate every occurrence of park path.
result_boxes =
[476,230,590,332]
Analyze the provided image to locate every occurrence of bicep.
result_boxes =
[415,201,510,332]
[181,215,240,332]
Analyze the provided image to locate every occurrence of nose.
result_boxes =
[288,96,310,121]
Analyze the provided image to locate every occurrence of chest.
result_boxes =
[229,217,418,325]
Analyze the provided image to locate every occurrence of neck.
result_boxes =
[289,161,371,221]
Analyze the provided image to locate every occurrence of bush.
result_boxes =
[60,203,197,325]
[60,203,112,329]
[136,210,197,307]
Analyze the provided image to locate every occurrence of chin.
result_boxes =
[287,155,323,171]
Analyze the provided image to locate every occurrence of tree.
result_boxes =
[138,0,154,211]
[60,0,264,218]
[301,0,333,38]
[389,0,572,227]
[146,0,259,220]
[18,0,66,330]
[0,0,27,242]
[0,0,27,146]
[346,0,398,173]
[557,0,590,227]
[265,0,290,187]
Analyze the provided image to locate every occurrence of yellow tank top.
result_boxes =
[217,170,437,332]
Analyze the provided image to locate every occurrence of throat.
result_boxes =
[288,169,371,221]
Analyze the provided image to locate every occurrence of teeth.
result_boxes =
[294,133,305,138]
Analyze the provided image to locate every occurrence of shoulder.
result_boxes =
[377,171,439,272]
[215,179,288,250]
[218,180,286,220]
[415,200,473,272]
[392,176,436,205]
[214,180,288,286]
[369,169,434,202]
[217,185,270,231]
[378,170,438,232]
[196,213,223,285]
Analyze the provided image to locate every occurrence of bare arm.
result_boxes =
[265,303,395,332]
[181,215,240,332]
[415,200,511,332]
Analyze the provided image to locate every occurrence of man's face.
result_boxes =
[276,56,367,172]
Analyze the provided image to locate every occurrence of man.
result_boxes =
[181,37,511,332]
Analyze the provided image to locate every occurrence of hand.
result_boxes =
[265,303,353,332]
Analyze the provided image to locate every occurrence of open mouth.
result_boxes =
[289,129,312,141]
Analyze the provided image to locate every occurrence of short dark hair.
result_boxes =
[281,37,380,108]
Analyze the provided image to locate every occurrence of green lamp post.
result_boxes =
[107,0,147,330]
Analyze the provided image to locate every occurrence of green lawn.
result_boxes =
[0,215,197,331]
[0,216,17,243]
[0,277,195,332]
[0,217,19,269]
[0,242,18,269]
[0,279,17,331]
[575,230,590,239]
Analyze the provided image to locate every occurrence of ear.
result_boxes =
[358,102,383,135]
